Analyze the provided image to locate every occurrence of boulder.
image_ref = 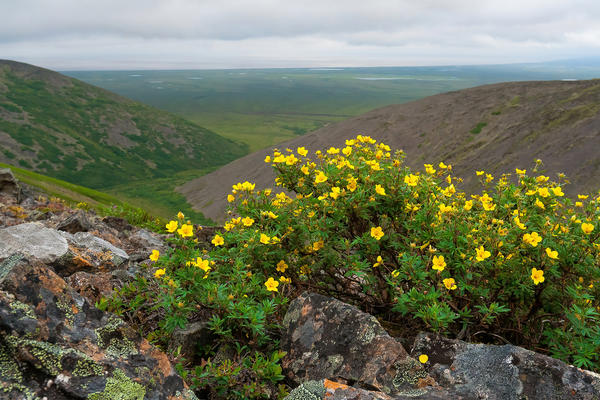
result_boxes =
[0,222,69,263]
[56,210,93,234]
[412,333,600,400]
[0,167,20,198]
[281,292,432,396]
[0,254,197,400]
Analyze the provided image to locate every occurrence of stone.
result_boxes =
[412,333,600,400]
[102,216,133,232]
[0,222,69,263]
[0,255,197,400]
[65,271,117,305]
[56,210,93,234]
[0,168,20,198]
[128,228,168,262]
[281,292,431,396]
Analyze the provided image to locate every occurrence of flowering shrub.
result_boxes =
[108,134,600,398]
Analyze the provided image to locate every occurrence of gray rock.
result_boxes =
[169,321,215,363]
[56,210,92,233]
[0,168,20,198]
[61,231,129,265]
[0,222,68,263]
[412,333,600,400]
[281,292,430,396]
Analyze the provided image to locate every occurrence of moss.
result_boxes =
[88,369,146,400]
[285,380,325,400]
[8,300,36,320]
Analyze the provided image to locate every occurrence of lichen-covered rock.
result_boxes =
[0,254,196,400]
[65,271,117,305]
[281,292,432,396]
[412,333,600,400]
[0,222,69,263]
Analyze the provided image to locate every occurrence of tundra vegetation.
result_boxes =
[105,135,600,399]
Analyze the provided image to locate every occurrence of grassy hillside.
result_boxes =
[178,79,600,221]
[0,60,248,220]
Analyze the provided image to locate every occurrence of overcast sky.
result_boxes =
[1,0,599,70]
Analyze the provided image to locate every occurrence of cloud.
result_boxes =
[1,0,599,69]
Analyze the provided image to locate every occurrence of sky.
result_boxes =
[1,0,600,70]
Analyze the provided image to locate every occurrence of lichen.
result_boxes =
[0,341,23,383]
[105,337,139,359]
[176,388,200,400]
[6,336,65,376]
[95,315,124,348]
[56,297,75,326]
[0,253,24,282]
[1,382,40,400]
[88,369,146,400]
[392,357,429,397]
[8,300,36,320]
[73,358,104,377]
[285,380,325,400]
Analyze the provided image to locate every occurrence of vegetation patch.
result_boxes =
[470,122,487,134]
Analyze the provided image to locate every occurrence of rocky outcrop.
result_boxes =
[0,254,196,400]
[0,222,69,263]
[0,167,20,198]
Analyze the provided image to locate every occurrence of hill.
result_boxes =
[178,79,600,221]
[0,60,247,199]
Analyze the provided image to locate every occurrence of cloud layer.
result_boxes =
[1,0,599,69]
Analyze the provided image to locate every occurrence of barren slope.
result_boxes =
[179,80,600,221]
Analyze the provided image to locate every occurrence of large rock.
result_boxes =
[55,231,130,275]
[0,253,196,400]
[0,222,69,263]
[412,333,600,400]
[281,292,432,397]
[0,168,20,198]
[56,210,93,234]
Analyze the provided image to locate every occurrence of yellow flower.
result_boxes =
[166,220,178,233]
[301,165,309,175]
[475,245,491,262]
[464,200,473,211]
[227,194,235,203]
[531,268,545,285]
[516,168,526,175]
[177,224,194,238]
[552,187,564,197]
[536,175,549,183]
[391,270,400,278]
[154,268,166,278]
[279,276,291,284]
[260,234,271,244]
[265,277,279,292]
[375,184,386,196]
[538,187,550,198]
[330,187,342,200]
[535,198,545,209]
[373,255,383,268]
[514,216,526,230]
[525,189,537,196]
[264,155,271,163]
[370,226,384,240]
[404,174,419,187]
[346,176,357,192]
[276,260,288,273]
[545,248,558,260]
[578,194,589,200]
[242,217,255,227]
[424,164,436,175]
[575,201,583,207]
[442,184,456,197]
[177,211,185,219]
[443,278,457,290]
[418,354,429,364]
[315,170,328,184]
[581,222,594,235]
[522,232,542,247]
[196,258,211,272]
[476,170,485,176]
[297,147,308,157]
[432,255,446,272]
[342,146,352,157]
[327,147,340,154]
[149,250,160,262]
[312,240,324,251]
[212,234,225,246]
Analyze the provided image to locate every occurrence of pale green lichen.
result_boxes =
[8,300,36,320]
[326,354,343,374]
[0,253,24,282]
[95,315,124,348]
[176,388,200,400]
[5,336,65,376]
[73,358,104,377]
[0,341,23,383]
[391,357,429,397]
[1,382,40,400]
[359,318,378,344]
[285,380,325,400]
[56,297,75,326]
[106,337,139,359]
[88,369,146,400]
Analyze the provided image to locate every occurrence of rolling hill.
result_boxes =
[0,60,247,190]
[178,79,600,221]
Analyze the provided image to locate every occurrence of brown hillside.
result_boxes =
[178,80,600,222]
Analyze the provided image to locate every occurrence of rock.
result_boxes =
[54,231,130,275]
[65,271,117,305]
[0,168,20,198]
[0,222,69,263]
[0,254,197,400]
[128,228,168,262]
[281,292,431,396]
[56,210,93,234]
[169,321,215,364]
[102,216,133,232]
[412,333,600,400]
